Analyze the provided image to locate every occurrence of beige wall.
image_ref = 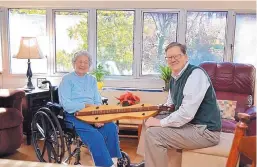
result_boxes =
[100,90,169,105]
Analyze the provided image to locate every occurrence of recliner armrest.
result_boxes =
[243,106,256,136]
[0,89,25,110]
[245,106,256,121]
[235,106,256,122]
[0,89,25,99]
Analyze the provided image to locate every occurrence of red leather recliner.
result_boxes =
[200,62,256,165]
[0,89,25,156]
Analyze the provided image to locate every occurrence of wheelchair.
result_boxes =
[31,81,130,167]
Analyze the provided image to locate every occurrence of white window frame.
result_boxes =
[95,9,136,78]
[184,9,230,63]
[230,11,257,62]
[0,7,254,88]
[6,7,48,77]
[139,9,183,78]
[51,9,91,76]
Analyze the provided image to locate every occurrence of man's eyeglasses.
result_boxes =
[165,54,183,60]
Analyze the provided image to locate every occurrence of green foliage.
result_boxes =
[66,13,89,50]
[56,50,74,71]
[159,65,172,91]
[159,65,172,82]
[90,64,110,82]
[67,10,134,74]
[186,12,226,65]
[13,10,226,74]
[10,9,46,15]
[97,11,134,71]
[55,12,89,71]
[11,9,172,75]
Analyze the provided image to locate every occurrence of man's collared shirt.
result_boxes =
[161,63,210,127]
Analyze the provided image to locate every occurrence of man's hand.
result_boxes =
[145,117,161,128]
[94,123,104,128]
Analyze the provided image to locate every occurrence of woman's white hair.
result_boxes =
[72,50,92,67]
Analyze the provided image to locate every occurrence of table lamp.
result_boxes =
[13,37,45,90]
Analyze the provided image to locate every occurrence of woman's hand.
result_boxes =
[94,123,104,128]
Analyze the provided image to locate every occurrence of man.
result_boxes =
[132,42,221,167]
[58,50,122,167]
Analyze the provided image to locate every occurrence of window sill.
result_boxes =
[102,87,164,92]
[103,77,164,89]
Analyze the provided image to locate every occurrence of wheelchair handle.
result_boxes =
[42,80,52,88]
[42,80,53,102]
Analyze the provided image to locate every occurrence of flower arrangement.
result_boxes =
[116,92,140,106]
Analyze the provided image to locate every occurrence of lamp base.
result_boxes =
[25,58,35,90]
[25,81,35,90]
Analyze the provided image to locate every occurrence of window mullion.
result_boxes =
[134,9,142,78]
[88,9,97,70]
[2,8,10,75]
[46,8,54,76]
[224,11,236,62]
[177,9,186,44]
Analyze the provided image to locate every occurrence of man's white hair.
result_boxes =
[72,50,92,67]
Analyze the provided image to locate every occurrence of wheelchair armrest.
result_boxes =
[47,102,63,110]
[64,120,76,131]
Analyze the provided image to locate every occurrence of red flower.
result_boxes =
[116,92,140,106]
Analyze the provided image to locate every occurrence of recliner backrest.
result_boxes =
[199,61,256,113]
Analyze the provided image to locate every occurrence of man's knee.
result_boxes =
[145,127,161,143]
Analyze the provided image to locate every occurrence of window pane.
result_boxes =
[9,9,47,74]
[186,12,227,65]
[233,14,256,68]
[55,11,88,72]
[142,12,178,75]
[97,10,134,76]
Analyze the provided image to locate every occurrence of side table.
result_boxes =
[22,89,51,145]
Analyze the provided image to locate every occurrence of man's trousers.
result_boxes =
[137,113,220,167]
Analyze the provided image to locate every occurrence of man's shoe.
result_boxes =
[130,161,145,167]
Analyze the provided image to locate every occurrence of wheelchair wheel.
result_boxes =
[117,151,131,167]
[31,107,65,163]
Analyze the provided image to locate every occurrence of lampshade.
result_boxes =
[13,37,44,59]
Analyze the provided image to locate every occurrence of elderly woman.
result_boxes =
[58,50,122,167]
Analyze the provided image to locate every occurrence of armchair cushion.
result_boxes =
[216,91,253,114]
[0,108,23,130]
[221,119,237,133]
